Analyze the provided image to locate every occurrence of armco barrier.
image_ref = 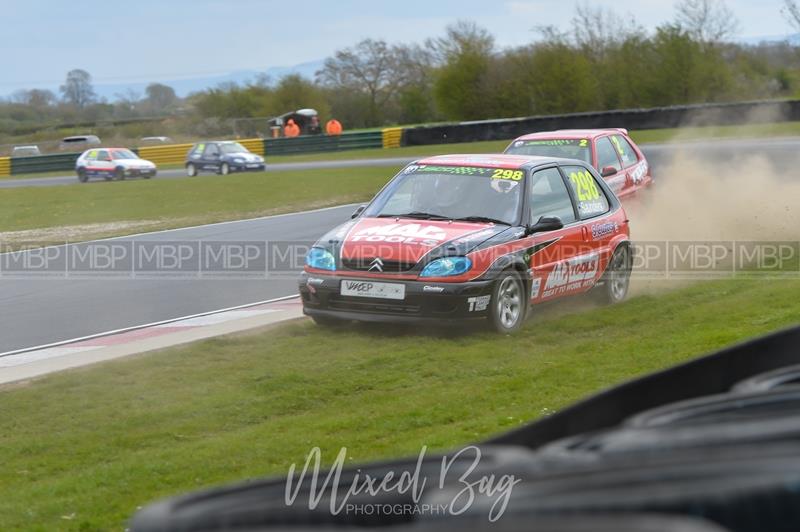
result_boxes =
[401,99,800,146]
[381,127,403,149]
[263,131,382,156]
[10,152,82,175]
[238,138,264,156]
[137,143,194,166]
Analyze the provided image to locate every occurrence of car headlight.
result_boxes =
[306,247,336,271]
[420,257,471,277]
[232,157,244,163]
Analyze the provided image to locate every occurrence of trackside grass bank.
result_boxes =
[1,278,799,529]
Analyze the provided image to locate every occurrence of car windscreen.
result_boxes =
[110,149,138,160]
[363,164,524,225]
[505,138,592,164]
[219,143,249,154]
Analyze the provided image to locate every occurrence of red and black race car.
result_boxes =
[299,154,632,333]
[503,129,653,199]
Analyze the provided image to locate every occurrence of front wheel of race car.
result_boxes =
[186,163,197,177]
[114,167,125,181]
[595,245,632,305]
[219,162,230,176]
[488,271,526,334]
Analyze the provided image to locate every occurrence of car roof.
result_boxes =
[415,153,567,169]
[514,128,628,141]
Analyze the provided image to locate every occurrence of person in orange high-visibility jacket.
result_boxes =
[325,119,343,136]
[284,119,301,138]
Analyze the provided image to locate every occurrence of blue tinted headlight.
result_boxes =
[420,257,471,277]
[306,247,336,271]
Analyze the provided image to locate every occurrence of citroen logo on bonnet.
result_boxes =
[368,258,384,272]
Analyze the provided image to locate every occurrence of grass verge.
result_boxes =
[0,278,799,529]
[0,166,394,242]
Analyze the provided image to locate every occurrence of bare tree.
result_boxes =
[145,83,178,112]
[316,39,404,123]
[10,89,56,108]
[674,0,740,43]
[572,3,643,53]
[60,69,96,108]
[426,20,494,65]
[784,0,800,31]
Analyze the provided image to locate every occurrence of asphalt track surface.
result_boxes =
[0,137,798,354]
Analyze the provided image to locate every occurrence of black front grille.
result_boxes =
[341,258,416,273]
[328,296,421,315]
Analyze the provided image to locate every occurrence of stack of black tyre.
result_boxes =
[131,326,800,532]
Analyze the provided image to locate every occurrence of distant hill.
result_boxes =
[63,59,324,102]
[738,33,800,46]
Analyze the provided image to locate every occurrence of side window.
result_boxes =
[611,134,639,168]
[191,144,204,157]
[204,143,219,157]
[563,165,610,219]
[97,150,111,162]
[529,167,576,225]
[85,150,97,161]
[595,137,622,173]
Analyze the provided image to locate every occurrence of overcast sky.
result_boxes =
[0,0,794,93]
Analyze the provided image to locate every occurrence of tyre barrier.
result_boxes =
[131,325,800,531]
[732,363,800,393]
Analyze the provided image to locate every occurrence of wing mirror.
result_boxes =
[525,216,563,236]
[601,166,617,177]
[351,205,366,219]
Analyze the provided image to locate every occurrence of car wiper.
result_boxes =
[376,211,451,220]
[453,216,510,225]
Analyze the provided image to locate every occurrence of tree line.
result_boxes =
[2,0,800,141]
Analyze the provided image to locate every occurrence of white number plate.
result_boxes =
[340,280,405,300]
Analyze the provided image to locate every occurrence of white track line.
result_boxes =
[0,294,300,359]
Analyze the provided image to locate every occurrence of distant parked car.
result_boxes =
[140,136,173,144]
[75,148,157,183]
[59,135,101,151]
[11,145,41,157]
[184,141,265,176]
[504,129,653,199]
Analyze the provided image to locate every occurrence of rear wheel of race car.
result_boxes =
[488,271,526,334]
[186,163,197,177]
[114,167,125,181]
[596,245,632,305]
[77,168,88,183]
[219,162,230,176]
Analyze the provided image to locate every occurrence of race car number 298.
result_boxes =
[340,280,406,300]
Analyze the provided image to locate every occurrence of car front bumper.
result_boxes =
[231,162,265,172]
[124,168,157,177]
[298,272,495,324]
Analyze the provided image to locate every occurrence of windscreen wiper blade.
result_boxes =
[453,216,510,225]
[376,211,451,220]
